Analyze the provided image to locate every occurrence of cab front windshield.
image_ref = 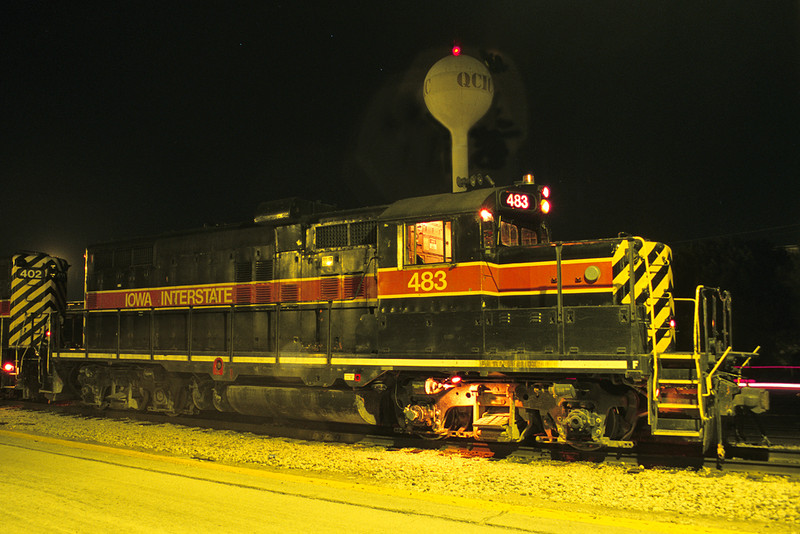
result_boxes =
[499,219,539,246]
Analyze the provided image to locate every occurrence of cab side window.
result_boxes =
[406,221,452,265]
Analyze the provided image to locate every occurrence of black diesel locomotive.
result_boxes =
[1,253,69,397]
[10,48,768,453]
[39,177,766,452]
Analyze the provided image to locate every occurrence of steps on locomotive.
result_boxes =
[473,411,513,441]
[651,353,704,438]
[657,366,700,386]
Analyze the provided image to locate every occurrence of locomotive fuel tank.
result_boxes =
[221,385,383,425]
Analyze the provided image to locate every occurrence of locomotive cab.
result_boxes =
[376,180,551,269]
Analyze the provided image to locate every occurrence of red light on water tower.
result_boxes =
[452,45,461,56]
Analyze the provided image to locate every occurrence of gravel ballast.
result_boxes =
[1,406,798,532]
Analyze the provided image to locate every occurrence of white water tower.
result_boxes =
[424,50,494,192]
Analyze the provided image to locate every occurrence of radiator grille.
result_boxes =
[280,283,299,302]
[316,224,348,248]
[320,277,340,300]
[351,221,377,246]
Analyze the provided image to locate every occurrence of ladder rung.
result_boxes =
[652,429,701,437]
[473,414,510,428]
[656,379,699,385]
[653,417,699,431]
[658,354,696,360]
[657,403,700,410]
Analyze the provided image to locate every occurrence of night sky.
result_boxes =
[3,2,799,298]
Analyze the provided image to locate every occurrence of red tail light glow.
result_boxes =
[738,379,800,391]
[2,362,16,374]
[540,199,551,214]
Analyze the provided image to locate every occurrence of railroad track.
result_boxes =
[5,399,800,478]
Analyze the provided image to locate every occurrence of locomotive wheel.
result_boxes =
[94,386,110,411]
[567,441,604,452]
[135,387,150,412]
[191,378,215,411]
[164,384,193,416]
[415,431,447,441]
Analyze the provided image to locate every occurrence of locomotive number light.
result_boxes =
[2,362,16,374]
[503,192,531,210]
[540,199,551,214]
[479,208,493,222]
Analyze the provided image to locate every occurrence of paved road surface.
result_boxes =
[0,430,745,534]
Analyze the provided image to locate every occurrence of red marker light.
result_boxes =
[541,186,550,198]
[450,375,462,384]
[540,199,551,214]
[669,318,676,329]
[452,45,461,56]
[737,381,800,391]
[479,208,493,222]
[2,362,16,374]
